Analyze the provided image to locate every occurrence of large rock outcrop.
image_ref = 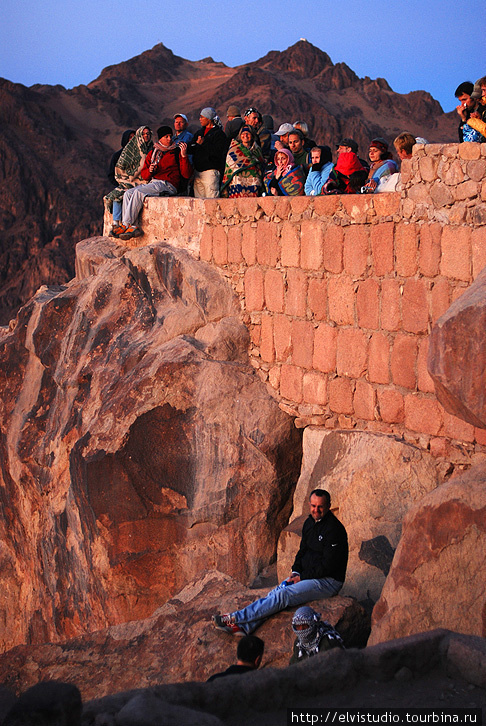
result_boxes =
[428,265,486,429]
[0,571,367,700]
[369,462,486,644]
[0,237,302,652]
[277,428,440,603]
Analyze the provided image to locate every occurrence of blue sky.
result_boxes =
[2,0,485,113]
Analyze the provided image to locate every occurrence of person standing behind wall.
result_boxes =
[188,108,229,198]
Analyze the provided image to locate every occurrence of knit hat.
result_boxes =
[369,137,389,153]
[157,125,173,139]
[227,105,241,117]
[200,107,217,120]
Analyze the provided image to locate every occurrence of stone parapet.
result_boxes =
[101,144,486,460]
[401,142,486,225]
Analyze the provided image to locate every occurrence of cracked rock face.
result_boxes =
[0,237,301,652]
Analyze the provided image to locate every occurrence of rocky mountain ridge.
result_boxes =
[0,40,458,323]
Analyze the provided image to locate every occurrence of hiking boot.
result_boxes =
[119,225,143,240]
[109,223,127,238]
[212,614,245,636]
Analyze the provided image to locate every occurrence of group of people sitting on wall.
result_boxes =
[104,74,486,241]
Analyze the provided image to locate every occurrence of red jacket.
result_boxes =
[141,147,193,190]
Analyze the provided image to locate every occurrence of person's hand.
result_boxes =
[196,135,204,145]
[470,111,480,119]
[271,187,278,196]
[149,163,157,173]
[274,140,284,151]
[456,103,467,121]
[179,142,187,157]
[286,573,300,584]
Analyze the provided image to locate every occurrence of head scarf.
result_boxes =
[335,151,364,176]
[120,129,135,148]
[311,145,332,172]
[274,147,295,175]
[116,126,153,179]
[292,606,344,657]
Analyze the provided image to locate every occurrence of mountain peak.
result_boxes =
[253,40,333,78]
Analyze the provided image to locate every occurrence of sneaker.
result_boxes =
[109,223,127,238]
[212,614,245,636]
[119,225,143,240]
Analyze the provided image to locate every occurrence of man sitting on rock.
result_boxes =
[207,635,264,681]
[113,125,192,241]
[213,489,348,635]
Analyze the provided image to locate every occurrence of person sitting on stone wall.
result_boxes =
[336,138,369,171]
[305,146,334,195]
[213,489,348,635]
[361,138,398,194]
[454,81,486,143]
[465,76,486,140]
[263,148,305,196]
[207,635,265,681]
[289,606,344,665]
[188,108,229,198]
[112,125,192,240]
[322,151,367,194]
[377,132,417,193]
[220,125,265,198]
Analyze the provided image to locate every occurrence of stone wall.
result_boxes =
[103,143,486,458]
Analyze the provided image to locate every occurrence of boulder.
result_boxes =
[0,237,302,652]
[428,265,486,428]
[369,462,486,644]
[0,571,367,701]
[277,428,440,603]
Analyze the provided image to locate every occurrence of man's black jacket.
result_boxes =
[188,125,229,174]
[291,510,348,583]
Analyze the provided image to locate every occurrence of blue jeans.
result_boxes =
[232,577,343,634]
[113,200,122,222]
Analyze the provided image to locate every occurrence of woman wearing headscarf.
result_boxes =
[264,148,305,196]
[305,146,334,195]
[104,126,153,235]
[107,129,135,187]
[361,137,398,193]
[220,125,264,198]
[289,606,344,664]
[322,151,367,194]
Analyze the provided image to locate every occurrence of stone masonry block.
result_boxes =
[323,226,344,274]
[328,276,355,325]
[440,226,471,281]
[370,222,394,276]
[472,227,486,279]
[419,223,441,277]
[236,198,259,217]
[244,267,264,311]
[368,332,390,384]
[200,225,213,262]
[227,225,242,263]
[402,278,429,334]
[391,333,417,390]
[395,223,418,277]
[308,278,327,320]
[257,220,279,266]
[301,219,324,270]
[381,279,401,331]
[430,279,450,323]
[336,328,368,378]
[273,314,292,361]
[418,155,439,182]
[354,379,375,421]
[313,323,337,373]
[344,225,369,276]
[442,411,475,443]
[280,364,303,402]
[261,270,284,314]
[273,197,292,217]
[212,226,228,265]
[372,193,400,217]
[417,338,435,394]
[303,371,328,405]
[357,278,379,330]
[430,181,454,207]
[453,180,479,201]
[260,314,274,363]
[329,377,354,415]
[241,225,257,265]
[404,395,443,435]
[377,388,404,424]
[280,221,300,268]
[313,196,340,216]
[458,142,481,160]
[341,194,370,222]
[285,268,307,317]
[467,159,486,182]
[291,319,314,368]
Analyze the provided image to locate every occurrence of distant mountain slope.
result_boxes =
[0,40,457,323]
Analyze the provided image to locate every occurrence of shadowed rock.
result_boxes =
[0,237,301,652]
